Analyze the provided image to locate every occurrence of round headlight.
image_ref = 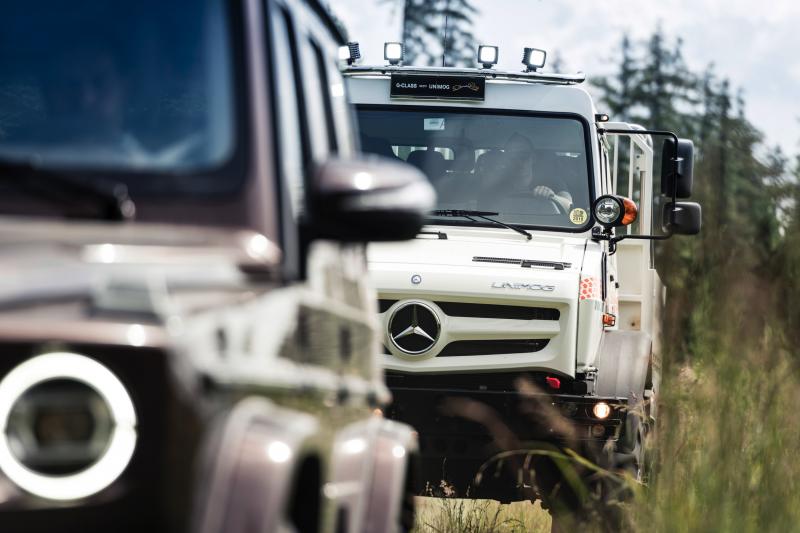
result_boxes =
[7,379,113,475]
[594,196,622,226]
[0,353,137,501]
[592,401,612,419]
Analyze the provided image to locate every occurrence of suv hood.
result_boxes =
[0,218,281,311]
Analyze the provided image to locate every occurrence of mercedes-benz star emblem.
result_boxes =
[388,302,440,355]
[411,274,422,285]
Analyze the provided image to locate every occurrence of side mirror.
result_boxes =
[663,202,702,235]
[661,138,694,198]
[308,156,435,242]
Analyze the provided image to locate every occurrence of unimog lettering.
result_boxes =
[491,281,556,291]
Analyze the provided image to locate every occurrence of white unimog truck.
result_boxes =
[342,44,701,515]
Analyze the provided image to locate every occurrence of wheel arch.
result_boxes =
[191,397,321,533]
[363,419,420,533]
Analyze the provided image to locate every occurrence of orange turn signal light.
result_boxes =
[620,197,638,226]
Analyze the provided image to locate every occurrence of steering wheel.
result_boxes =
[502,190,569,216]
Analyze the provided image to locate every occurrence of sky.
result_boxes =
[331,0,800,157]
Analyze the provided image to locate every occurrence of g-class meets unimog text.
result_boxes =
[344,43,701,513]
[0,2,434,533]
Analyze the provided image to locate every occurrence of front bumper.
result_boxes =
[384,372,626,493]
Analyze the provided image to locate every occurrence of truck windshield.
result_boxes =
[357,107,593,231]
[0,0,237,194]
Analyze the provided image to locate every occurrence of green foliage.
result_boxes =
[595,30,800,532]
[593,29,789,352]
[383,0,478,67]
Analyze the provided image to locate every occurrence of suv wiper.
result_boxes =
[431,209,532,240]
[0,159,136,221]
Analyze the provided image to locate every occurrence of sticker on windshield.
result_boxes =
[424,118,445,131]
[569,208,588,225]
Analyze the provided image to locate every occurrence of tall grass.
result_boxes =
[412,497,551,533]
[413,269,800,532]
[635,321,800,529]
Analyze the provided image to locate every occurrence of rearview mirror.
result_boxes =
[661,138,694,198]
[663,202,702,235]
[308,156,435,242]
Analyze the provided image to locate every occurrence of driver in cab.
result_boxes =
[479,133,573,214]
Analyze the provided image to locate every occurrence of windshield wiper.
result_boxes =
[0,159,136,221]
[431,209,532,240]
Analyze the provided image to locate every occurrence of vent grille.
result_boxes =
[378,300,398,313]
[472,256,521,265]
[438,339,549,357]
[379,299,559,321]
[435,302,559,321]
[472,256,572,270]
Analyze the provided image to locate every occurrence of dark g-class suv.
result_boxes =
[0,1,434,532]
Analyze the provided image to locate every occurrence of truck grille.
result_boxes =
[438,339,548,357]
[378,300,559,321]
[383,339,549,357]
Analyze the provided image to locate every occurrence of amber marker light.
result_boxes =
[621,197,638,226]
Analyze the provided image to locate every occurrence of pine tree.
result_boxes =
[384,0,478,67]
[592,28,791,354]
[591,35,638,121]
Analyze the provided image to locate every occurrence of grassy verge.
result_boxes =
[635,355,800,531]
[412,497,551,533]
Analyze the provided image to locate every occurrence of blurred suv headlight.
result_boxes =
[0,352,137,500]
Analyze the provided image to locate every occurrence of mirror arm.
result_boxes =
[592,226,674,255]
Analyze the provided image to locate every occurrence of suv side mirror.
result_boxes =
[661,138,694,198]
[663,201,702,235]
[308,156,435,242]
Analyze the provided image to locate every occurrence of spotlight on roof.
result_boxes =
[384,42,404,66]
[339,41,361,65]
[522,47,547,72]
[477,45,499,69]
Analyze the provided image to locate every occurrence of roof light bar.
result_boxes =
[339,42,361,65]
[384,42,403,66]
[477,45,499,69]
[522,47,547,72]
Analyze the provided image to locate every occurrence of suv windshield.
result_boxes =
[0,0,236,190]
[357,107,593,231]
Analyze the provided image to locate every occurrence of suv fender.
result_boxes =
[363,419,419,533]
[192,397,319,533]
